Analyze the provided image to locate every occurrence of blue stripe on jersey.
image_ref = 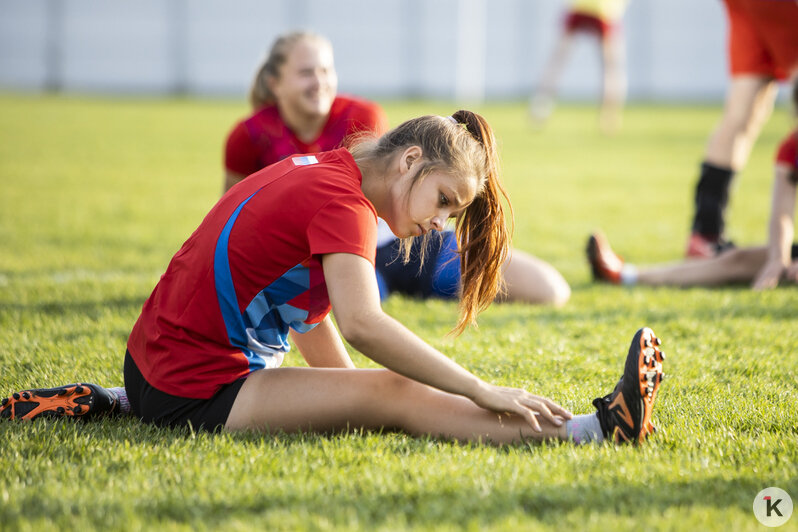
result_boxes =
[214,192,272,371]
[214,192,256,348]
[214,192,321,372]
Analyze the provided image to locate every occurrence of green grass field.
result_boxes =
[1,93,796,531]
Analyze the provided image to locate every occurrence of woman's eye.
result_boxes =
[439,193,449,206]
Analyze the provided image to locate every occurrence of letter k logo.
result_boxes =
[765,496,783,517]
[754,487,792,526]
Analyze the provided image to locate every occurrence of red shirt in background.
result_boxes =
[225,94,388,176]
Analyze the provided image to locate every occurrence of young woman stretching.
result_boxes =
[1,111,664,445]
[226,31,571,307]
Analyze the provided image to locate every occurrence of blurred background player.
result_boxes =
[686,0,798,258]
[224,32,386,191]
[226,31,571,306]
[529,0,629,133]
[587,80,798,289]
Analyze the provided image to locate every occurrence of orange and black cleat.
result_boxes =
[593,327,666,444]
[586,232,623,284]
[0,383,118,421]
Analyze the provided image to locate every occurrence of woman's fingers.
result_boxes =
[514,402,542,432]
[474,384,571,432]
[752,261,784,290]
[524,399,561,426]
[540,396,573,419]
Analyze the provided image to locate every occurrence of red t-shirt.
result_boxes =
[776,130,797,170]
[225,95,388,176]
[127,149,377,398]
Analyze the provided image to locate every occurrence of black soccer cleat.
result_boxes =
[0,383,118,421]
[593,327,665,444]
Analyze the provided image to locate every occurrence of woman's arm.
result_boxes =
[753,163,796,290]
[289,315,355,368]
[322,252,572,430]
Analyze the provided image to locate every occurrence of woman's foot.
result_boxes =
[592,327,666,444]
[586,231,623,283]
[0,383,119,421]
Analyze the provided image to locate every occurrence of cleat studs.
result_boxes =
[73,405,83,415]
[22,392,30,399]
[660,351,666,361]
[1,398,7,406]
[74,386,84,394]
[12,393,20,400]
[56,406,65,414]
[653,337,661,346]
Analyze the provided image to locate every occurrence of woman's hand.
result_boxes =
[470,382,573,432]
[783,261,798,284]
[752,259,785,290]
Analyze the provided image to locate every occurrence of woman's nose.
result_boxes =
[431,216,444,231]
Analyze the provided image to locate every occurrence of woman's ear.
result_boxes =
[399,146,423,174]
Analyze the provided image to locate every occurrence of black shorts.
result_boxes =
[124,351,245,433]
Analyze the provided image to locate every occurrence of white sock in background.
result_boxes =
[620,264,639,286]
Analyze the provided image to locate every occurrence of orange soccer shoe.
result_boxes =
[0,383,118,421]
[586,232,623,283]
[592,327,666,444]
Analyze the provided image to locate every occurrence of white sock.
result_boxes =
[107,386,130,414]
[565,413,605,444]
[620,264,638,285]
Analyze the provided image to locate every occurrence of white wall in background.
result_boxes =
[0,0,734,102]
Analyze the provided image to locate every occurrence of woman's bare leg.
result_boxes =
[225,368,567,444]
[599,31,626,134]
[530,33,575,123]
[705,76,777,170]
[501,248,571,306]
[637,246,768,286]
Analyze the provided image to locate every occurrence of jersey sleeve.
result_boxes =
[225,120,262,176]
[776,131,798,170]
[307,196,377,264]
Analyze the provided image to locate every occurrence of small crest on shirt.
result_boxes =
[292,155,319,166]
